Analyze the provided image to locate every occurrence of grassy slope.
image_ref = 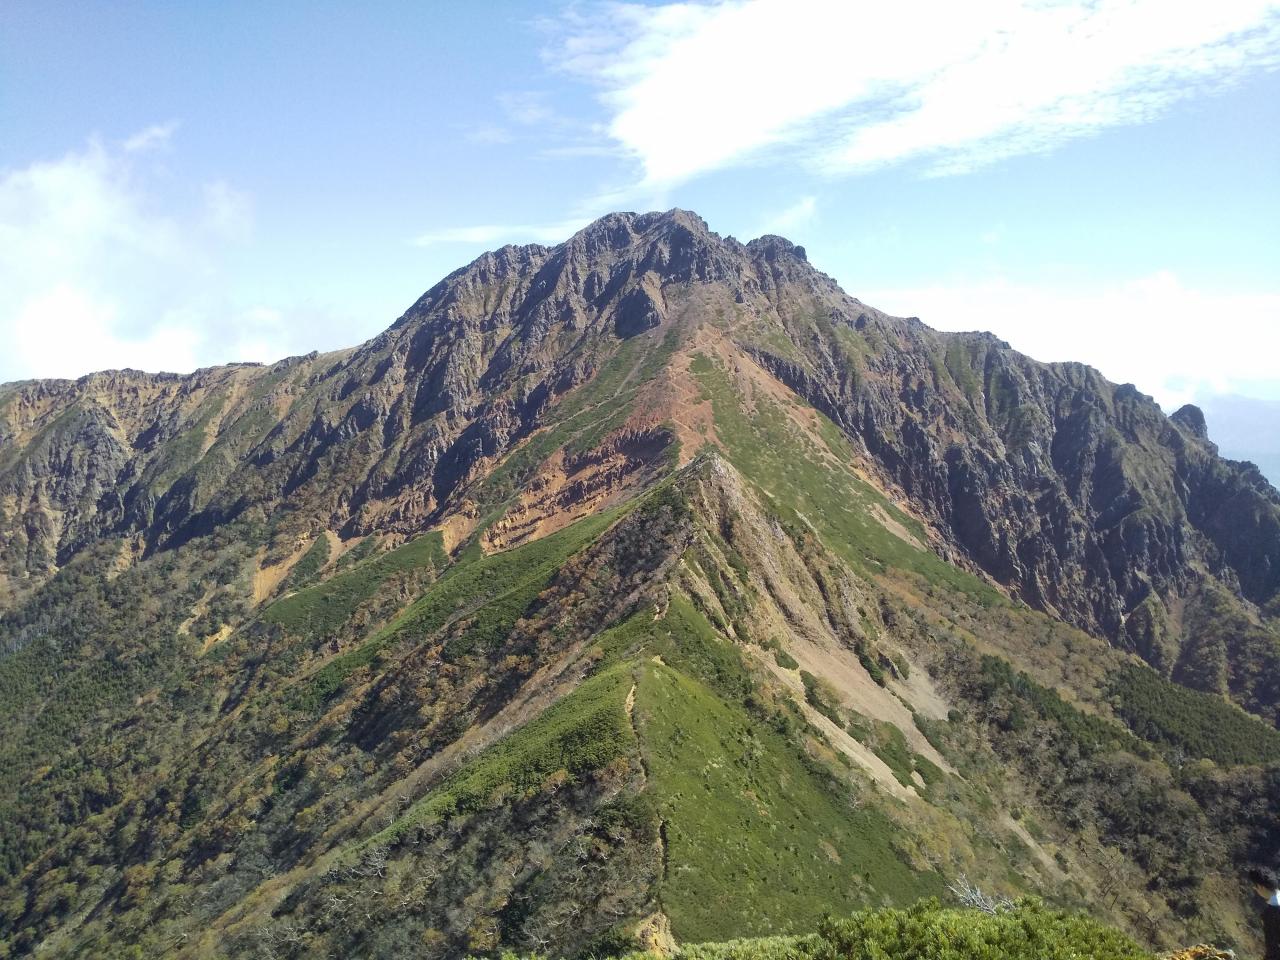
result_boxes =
[688,353,999,601]
[366,663,637,846]
[578,579,942,941]
[638,657,940,942]
[323,546,940,947]
[264,530,447,636]
[289,506,626,711]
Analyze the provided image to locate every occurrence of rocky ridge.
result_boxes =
[3,209,1275,715]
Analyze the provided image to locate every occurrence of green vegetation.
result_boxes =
[914,752,945,788]
[367,664,635,845]
[672,933,812,960]
[950,651,1227,919]
[638,657,941,942]
[588,608,663,670]
[972,655,1135,756]
[867,721,915,788]
[0,525,262,889]
[689,353,999,602]
[800,669,842,726]
[644,902,1151,960]
[772,647,799,671]
[1110,662,1280,765]
[804,900,1151,960]
[944,339,983,403]
[854,641,887,687]
[333,534,381,572]
[841,713,940,790]
[144,390,228,492]
[265,530,447,636]
[291,508,625,711]
[514,901,1155,960]
[891,653,910,680]
[281,533,332,592]
[647,594,754,701]
[1178,583,1280,721]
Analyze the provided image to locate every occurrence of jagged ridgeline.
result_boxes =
[0,210,1277,959]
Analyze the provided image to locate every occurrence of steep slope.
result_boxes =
[1,210,1277,959]
[4,446,1274,957]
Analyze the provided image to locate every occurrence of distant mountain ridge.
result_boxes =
[1198,393,1280,489]
[0,210,1277,958]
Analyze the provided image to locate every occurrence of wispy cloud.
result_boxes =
[202,180,253,238]
[758,196,817,236]
[862,271,1280,410]
[123,120,180,153]
[411,218,592,247]
[461,88,599,151]
[551,0,1280,186]
[497,90,557,126]
[463,122,515,145]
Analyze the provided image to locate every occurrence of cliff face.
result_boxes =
[745,314,1280,676]
[0,213,735,577]
[2,211,1277,708]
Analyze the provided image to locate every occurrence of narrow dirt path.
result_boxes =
[626,677,669,887]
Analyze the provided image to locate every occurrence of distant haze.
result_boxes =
[1199,394,1280,488]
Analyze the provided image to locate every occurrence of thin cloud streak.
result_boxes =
[122,120,180,153]
[757,196,817,236]
[411,218,593,247]
[551,0,1280,186]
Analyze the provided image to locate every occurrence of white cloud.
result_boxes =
[411,217,592,247]
[861,271,1280,410]
[552,0,1280,185]
[10,286,202,379]
[202,180,253,239]
[123,120,180,153]
[465,122,516,145]
[758,196,816,235]
[498,90,556,126]
[0,130,319,382]
[462,91,569,147]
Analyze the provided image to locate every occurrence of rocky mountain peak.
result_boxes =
[385,209,826,364]
[570,207,714,250]
[745,233,807,263]
[1171,403,1209,439]
[554,208,734,287]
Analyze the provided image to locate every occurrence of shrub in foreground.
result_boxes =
[802,900,1150,960]
[584,900,1153,960]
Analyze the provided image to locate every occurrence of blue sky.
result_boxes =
[1,1,1278,474]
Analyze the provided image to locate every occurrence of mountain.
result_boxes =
[1197,393,1280,490]
[0,210,1277,959]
